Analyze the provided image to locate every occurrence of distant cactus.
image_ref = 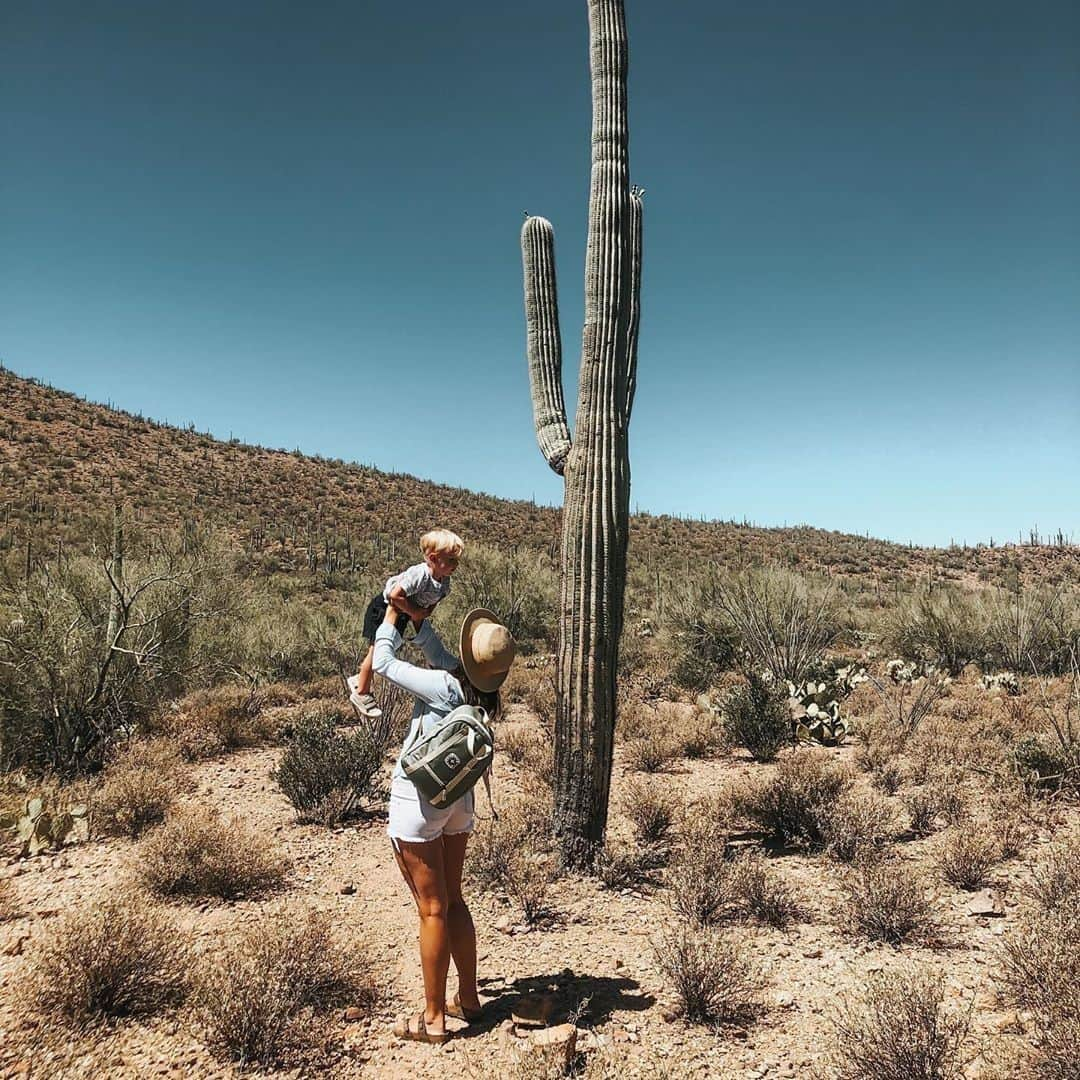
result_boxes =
[787,666,867,746]
[521,0,643,864]
[982,671,1021,696]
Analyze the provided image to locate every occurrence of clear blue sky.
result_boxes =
[2,1,1077,547]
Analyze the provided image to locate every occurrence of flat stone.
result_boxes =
[966,889,1004,918]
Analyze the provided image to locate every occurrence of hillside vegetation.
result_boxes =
[2,366,1075,590]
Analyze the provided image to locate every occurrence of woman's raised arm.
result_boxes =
[371,624,455,707]
[412,620,460,672]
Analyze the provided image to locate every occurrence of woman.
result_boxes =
[372,603,517,1044]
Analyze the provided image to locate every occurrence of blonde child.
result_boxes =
[348,529,463,719]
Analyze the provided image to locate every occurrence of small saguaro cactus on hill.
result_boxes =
[521,0,643,865]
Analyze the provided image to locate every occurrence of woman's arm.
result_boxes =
[412,620,460,672]
[372,623,455,706]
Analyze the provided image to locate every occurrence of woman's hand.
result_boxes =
[383,603,402,628]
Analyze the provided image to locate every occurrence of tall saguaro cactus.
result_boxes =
[522,0,642,865]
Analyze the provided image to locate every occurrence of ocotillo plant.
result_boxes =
[521,0,643,865]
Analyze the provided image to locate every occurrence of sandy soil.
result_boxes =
[0,694,1067,1080]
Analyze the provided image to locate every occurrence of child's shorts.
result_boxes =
[387,776,474,843]
[362,594,410,644]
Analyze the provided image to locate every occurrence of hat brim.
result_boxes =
[460,607,514,693]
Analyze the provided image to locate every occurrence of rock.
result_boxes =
[966,890,1004,918]
[530,1024,578,1073]
[340,884,356,895]
[343,1006,365,1022]
[495,915,513,934]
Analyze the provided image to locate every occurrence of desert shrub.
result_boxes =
[23,888,187,1026]
[821,788,898,863]
[888,587,988,675]
[938,830,1000,890]
[669,595,740,691]
[467,792,555,920]
[904,787,946,837]
[665,848,731,926]
[0,532,235,776]
[720,674,791,762]
[622,778,679,847]
[499,724,554,787]
[1000,908,1080,1016]
[623,732,679,773]
[669,705,722,759]
[239,601,342,683]
[272,711,385,825]
[594,841,659,892]
[826,968,971,1080]
[922,771,969,825]
[710,568,842,684]
[653,925,764,1024]
[138,805,289,900]
[164,684,265,758]
[870,756,907,795]
[729,750,853,849]
[984,585,1080,676]
[1025,1008,1080,1080]
[94,737,193,838]
[728,850,799,928]
[505,662,558,722]
[1024,829,1080,910]
[192,906,372,1069]
[1012,735,1079,796]
[868,667,952,735]
[841,859,933,944]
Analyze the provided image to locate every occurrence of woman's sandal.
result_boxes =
[445,993,483,1023]
[393,1012,450,1044]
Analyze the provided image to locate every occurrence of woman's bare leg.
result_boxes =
[442,831,480,1012]
[392,839,449,1035]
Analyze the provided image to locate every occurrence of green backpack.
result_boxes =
[399,704,495,809]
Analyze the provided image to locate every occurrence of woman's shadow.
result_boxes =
[455,967,655,1037]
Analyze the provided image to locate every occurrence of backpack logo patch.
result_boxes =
[444,753,461,770]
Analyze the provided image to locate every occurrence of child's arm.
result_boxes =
[387,584,432,624]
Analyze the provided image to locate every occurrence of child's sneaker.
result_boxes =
[347,675,383,719]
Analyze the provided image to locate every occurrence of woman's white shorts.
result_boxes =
[387,776,474,843]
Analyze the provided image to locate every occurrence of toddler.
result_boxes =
[348,529,463,719]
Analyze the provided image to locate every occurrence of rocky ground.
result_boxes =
[0,682,1073,1079]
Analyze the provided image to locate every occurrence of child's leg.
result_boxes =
[357,644,375,694]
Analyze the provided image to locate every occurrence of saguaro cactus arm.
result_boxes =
[522,215,572,475]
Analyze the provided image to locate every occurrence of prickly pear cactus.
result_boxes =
[787,665,868,746]
[522,0,643,865]
[4,797,89,858]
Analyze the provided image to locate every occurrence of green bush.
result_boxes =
[720,674,791,762]
[888,588,987,675]
[272,712,385,825]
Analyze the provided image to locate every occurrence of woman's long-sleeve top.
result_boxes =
[372,620,465,780]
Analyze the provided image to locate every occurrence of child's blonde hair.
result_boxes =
[420,529,464,558]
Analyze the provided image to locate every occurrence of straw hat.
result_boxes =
[460,608,517,692]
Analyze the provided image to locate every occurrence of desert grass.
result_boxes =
[94,736,193,838]
[653,924,765,1024]
[937,830,1001,891]
[727,749,853,849]
[826,968,971,1080]
[821,788,899,863]
[21,888,188,1027]
[137,804,289,900]
[841,859,935,945]
[191,905,373,1069]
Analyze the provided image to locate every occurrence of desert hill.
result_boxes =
[1,365,1075,588]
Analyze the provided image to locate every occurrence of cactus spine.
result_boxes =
[522,0,642,864]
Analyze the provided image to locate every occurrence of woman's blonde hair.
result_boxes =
[420,529,464,558]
